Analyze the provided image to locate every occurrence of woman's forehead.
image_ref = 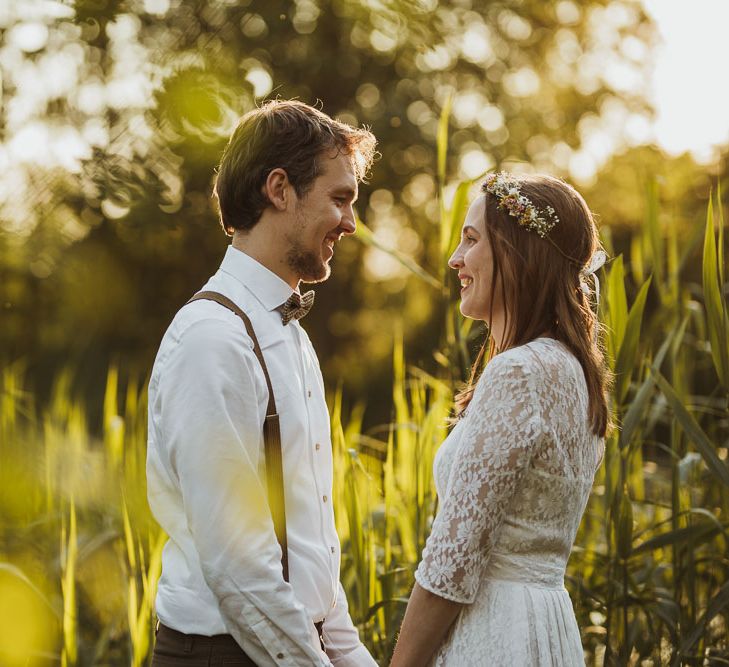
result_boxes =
[464,194,487,232]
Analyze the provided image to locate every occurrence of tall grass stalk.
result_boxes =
[60,499,77,667]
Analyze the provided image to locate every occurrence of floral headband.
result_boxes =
[483,172,607,335]
[482,172,559,238]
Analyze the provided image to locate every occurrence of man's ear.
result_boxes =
[263,168,291,211]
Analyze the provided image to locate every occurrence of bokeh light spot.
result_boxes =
[370,29,397,53]
[143,0,170,17]
[8,22,48,52]
[245,68,273,98]
[356,83,380,109]
[461,24,494,64]
[502,66,540,97]
[0,572,57,665]
[556,1,581,25]
[459,147,494,179]
[240,13,268,38]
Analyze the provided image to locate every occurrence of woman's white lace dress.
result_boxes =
[415,337,603,666]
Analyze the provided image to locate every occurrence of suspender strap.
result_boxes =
[185,290,289,582]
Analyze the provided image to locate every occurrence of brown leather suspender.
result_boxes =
[185,291,289,582]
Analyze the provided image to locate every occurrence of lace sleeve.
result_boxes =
[415,352,543,603]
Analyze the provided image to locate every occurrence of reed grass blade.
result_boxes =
[605,255,628,365]
[652,370,729,487]
[676,580,729,664]
[646,178,664,290]
[633,521,725,554]
[620,315,687,448]
[702,197,729,391]
[716,182,725,287]
[436,93,452,190]
[440,179,472,276]
[61,500,77,667]
[615,276,652,404]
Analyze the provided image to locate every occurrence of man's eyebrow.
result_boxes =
[332,185,358,201]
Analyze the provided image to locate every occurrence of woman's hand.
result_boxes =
[389,583,463,666]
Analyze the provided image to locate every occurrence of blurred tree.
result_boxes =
[0,0,659,418]
[583,145,720,233]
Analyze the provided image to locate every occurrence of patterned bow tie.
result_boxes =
[280,290,315,325]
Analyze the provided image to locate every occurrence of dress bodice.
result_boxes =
[417,337,604,602]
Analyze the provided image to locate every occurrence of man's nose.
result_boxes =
[341,205,356,235]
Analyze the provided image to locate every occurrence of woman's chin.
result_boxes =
[459,301,476,320]
[459,300,488,322]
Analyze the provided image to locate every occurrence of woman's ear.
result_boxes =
[262,168,291,211]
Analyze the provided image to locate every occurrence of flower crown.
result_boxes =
[482,172,559,238]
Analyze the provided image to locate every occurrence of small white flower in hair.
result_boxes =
[579,250,607,297]
[582,250,607,278]
[579,250,608,339]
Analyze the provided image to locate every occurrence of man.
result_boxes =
[146,100,378,666]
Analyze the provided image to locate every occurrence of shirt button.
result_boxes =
[277,653,284,659]
[322,495,328,502]
[315,443,320,451]
[331,546,335,553]
[307,389,312,398]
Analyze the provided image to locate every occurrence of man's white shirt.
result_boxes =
[146,246,377,666]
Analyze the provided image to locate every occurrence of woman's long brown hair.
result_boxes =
[454,174,612,438]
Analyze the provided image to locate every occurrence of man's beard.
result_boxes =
[285,241,330,284]
[285,209,331,284]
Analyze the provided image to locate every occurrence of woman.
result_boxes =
[390,172,609,666]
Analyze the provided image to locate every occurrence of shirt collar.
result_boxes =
[220,245,296,312]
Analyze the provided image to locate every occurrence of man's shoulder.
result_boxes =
[171,297,252,346]
[150,296,256,382]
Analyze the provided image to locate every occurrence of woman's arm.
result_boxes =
[389,583,463,667]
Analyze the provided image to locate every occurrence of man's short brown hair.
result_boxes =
[213,100,377,234]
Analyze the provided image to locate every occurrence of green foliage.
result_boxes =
[652,371,729,488]
[60,501,77,667]
[0,367,159,665]
[615,274,652,405]
[703,194,729,393]
[576,184,729,665]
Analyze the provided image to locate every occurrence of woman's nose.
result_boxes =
[448,250,462,270]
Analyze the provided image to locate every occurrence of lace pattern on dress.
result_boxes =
[415,337,603,602]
